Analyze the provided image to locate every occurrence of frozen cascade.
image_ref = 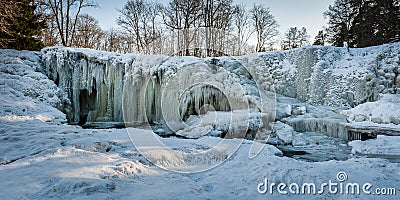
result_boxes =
[41,48,128,125]
[243,44,400,106]
[41,48,270,137]
[41,43,400,138]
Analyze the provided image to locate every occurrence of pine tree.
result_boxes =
[350,0,400,47]
[313,30,325,46]
[324,0,358,47]
[0,0,45,50]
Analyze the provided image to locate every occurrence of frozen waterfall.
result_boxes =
[40,43,400,139]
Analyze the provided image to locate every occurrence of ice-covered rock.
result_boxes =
[244,43,400,106]
[273,122,294,144]
[276,104,292,120]
[175,110,267,139]
[282,102,350,140]
[291,105,306,115]
[41,47,274,139]
[41,47,131,125]
[291,133,310,146]
[176,125,214,139]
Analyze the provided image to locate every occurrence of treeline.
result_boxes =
[0,0,304,55]
[323,0,400,48]
[1,0,399,54]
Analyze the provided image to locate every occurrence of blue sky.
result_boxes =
[85,0,334,42]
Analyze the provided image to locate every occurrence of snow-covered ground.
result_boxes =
[350,135,400,156]
[1,49,399,199]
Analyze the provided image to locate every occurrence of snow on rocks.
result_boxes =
[41,47,273,138]
[250,43,400,107]
[273,122,294,144]
[0,49,65,124]
[175,109,265,139]
[291,105,307,115]
[342,94,400,125]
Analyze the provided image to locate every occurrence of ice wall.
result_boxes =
[40,48,266,131]
[243,43,400,107]
[41,48,131,124]
[41,43,400,128]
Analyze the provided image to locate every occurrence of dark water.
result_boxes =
[275,132,400,163]
[275,132,353,162]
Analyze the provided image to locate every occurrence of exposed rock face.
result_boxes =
[40,43,400,134]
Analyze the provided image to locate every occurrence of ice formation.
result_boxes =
[41,43,400,139]
[246,44,400,106]
[41,48,275,138]
[41,47,130,125]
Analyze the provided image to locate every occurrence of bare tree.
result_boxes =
[163,0,202,56]
[74,14,103,49]
[142,2,163,54]
[202,0,235,56]
[117,0,144,52]
[233,4,254,55]
[162,0,183,55]
[118,0,163,54]
[101,28,124,53]
[0,1,19,34]
[281,27,310,50]
[40,13,60,47]
[250,4,279,52]
[39,0,98,46]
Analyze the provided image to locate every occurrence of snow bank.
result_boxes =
[342,94,400,124]
[0,49,65,124]
[350,135,400,156]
